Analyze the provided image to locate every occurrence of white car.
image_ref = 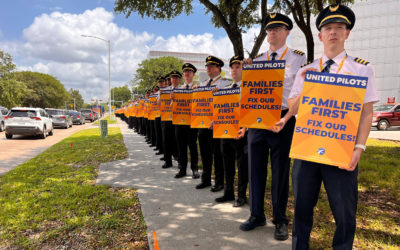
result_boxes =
[4,107,54,139]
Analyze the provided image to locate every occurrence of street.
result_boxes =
[0,122,94,176]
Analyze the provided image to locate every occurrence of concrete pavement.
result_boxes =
[368,127,400,141]
[96,120,291,250]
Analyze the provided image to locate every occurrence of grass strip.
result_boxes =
[0,128,148,249]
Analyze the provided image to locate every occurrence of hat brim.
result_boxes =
[318,17,350,30]
[266,22,289,30]
[205,62,220,67]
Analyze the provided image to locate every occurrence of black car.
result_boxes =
[80,109,95,122]
[68,111,86,125]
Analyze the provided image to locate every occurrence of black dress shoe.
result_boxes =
[195,182,211,189]
[215,195,235,203]
[210,185,224,192]
[160,157,165,161]
[239,216,266,231]
[233,197,247,207]
[274,223,289,241]
[162,164,172,169]
[153,148,159,151]
[192,170,200,179]
[174,171,187,178]
[155,152,163,155]
[150,144,156,147]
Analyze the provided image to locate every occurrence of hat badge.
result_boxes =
[270,13,276,19]
[329,5,339,12]
[207,56,211,59]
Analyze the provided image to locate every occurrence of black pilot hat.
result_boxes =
[169,70,182,78]
[229,55,243,67]
[165,73,171,80]
[156,76,166,82]
[205,55,224,67]
[316,4,355,31]
[182,63,197,73]
[265,13,293,30]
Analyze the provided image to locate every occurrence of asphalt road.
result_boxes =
[0,122,94,176]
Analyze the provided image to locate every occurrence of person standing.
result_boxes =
[215,55,249,207]
[274,5,379,249]
[240,13,306,242]
[174,63,200,179]
[195,56,230,192]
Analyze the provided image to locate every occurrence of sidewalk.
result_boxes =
[96,120,291,250]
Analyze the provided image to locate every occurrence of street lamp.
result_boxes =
[81,34,111,121]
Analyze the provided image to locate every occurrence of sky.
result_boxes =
[0,0,270,101]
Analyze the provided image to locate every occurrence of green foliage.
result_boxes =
[0,128,148,248]
[11,71,70,109]
[133,56,184,93]
[0,79,27,109]
[0,50,16,78]
[68,88,84,110]
[112,85,131,107]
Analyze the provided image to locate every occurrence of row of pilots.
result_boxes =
[122,4,378,249]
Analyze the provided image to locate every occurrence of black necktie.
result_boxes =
[271,52,277,61]
[207,79,213,86]
[232,83,238,88]
[322,59,335,73]
[186,84,189,89]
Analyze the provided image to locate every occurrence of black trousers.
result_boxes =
[133,117,138,132]
[155,117,163,153]
[139,117,146,135]
[292,160,358,250]
[145,118,151,139]
[248,111,295,225]
[150,119,156,146]
[161,121,177,166]
[198,128,223,186]
[128,116,134,129]
[221,135,248,198]
[175,125,198,171]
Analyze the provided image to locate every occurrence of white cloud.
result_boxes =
[2,7,271,102]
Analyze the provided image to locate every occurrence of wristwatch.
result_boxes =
[354,144,366,151]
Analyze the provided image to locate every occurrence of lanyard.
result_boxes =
[319,56,347,73]
[267,46,288,60]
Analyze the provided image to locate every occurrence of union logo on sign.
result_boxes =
[318,148,326,155]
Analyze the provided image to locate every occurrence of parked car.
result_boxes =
[68,111,86,125]
[4,107,53,139]
[80,109,95,122]
[0,106,9,132]
[372,103,400,130]
[45,108,73,129]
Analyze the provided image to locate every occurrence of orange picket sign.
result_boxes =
[191,86,215,128]
[212,88,241,138]
[172,89,192,125]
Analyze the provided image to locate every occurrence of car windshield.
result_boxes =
[69,112,79,115]
[10,110,37,117]
[374,105,394,112]
[81,110,92,113]
[46,110,64,115]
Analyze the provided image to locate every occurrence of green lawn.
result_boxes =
[93,115,117,125]
[0,128,148,249]
[261,138,400,249]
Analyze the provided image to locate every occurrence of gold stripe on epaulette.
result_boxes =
[294,50,305,56]
[301,61,312,68]
[254,53,264,59]
[354,57,369,65]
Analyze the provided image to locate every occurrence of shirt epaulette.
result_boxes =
[293,50,305,56]
[253,53,264,59]
[354,57,369,65]
[301,61,312,68]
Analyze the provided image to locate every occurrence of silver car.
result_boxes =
[0,106,9,132]
[4,107,54,139]
[45,108,73,129]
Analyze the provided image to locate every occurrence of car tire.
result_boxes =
[39,126,47,139]
[377,119,389,131]
[49,126,54,136]
[5,133,12,139]
[0,122,4,132]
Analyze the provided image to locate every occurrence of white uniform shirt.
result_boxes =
[177,82,194,89]
[254,45,306,109]
[200,74,231,89]
[289,50,379,104]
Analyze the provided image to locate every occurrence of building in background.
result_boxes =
[147,50,231,83]
[290,0,400,104]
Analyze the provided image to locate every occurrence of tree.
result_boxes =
[111,85,131,107]
[0,79,27,109]
[0,50,16,79]
[68,88,85,110]
[11,71,70,108]
[114,0,268,58]
[271,0,355,61]
[133,56,184,93]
